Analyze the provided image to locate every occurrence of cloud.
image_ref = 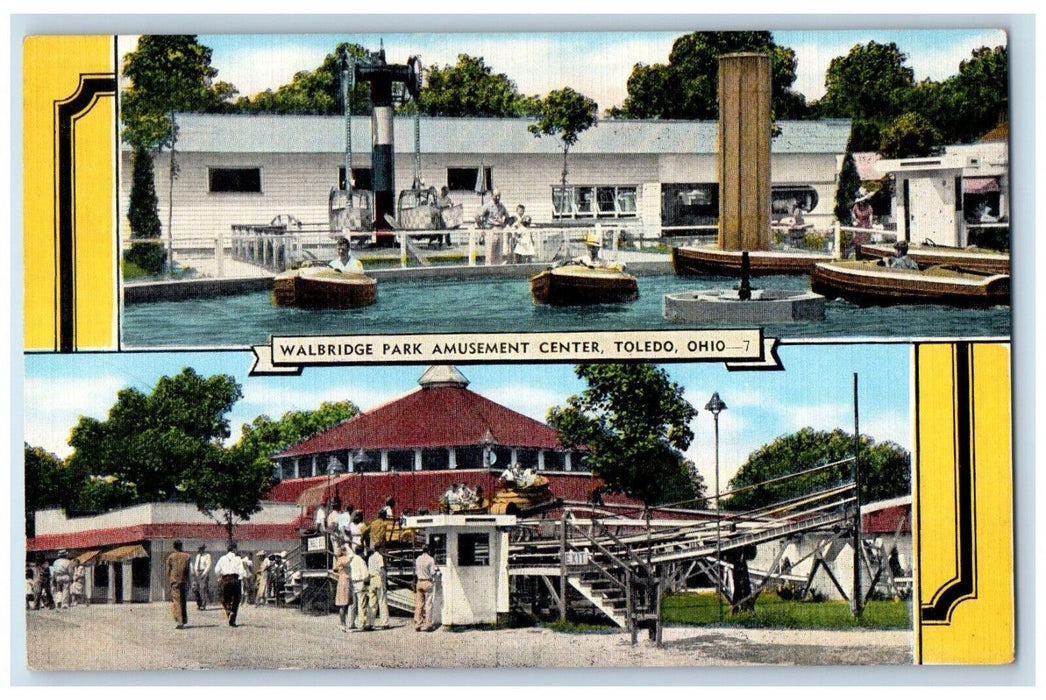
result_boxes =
[236,382,398,418]
[482,383,565,423]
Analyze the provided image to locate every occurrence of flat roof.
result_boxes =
[147,113,853,156]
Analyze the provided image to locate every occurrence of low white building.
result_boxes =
[29,501,303,604]
[119,114,853,244]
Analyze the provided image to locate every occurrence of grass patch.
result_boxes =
[121,260,151,280]
[661,591,910,629]
[539,620,619,635]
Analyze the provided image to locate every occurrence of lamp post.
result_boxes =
[704,391,727,621]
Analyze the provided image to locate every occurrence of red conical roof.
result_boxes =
[275,383,560,458]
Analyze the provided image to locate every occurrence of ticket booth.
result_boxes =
[403,514,516,626]
[876,154,968,248]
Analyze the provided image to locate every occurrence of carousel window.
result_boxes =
[352,450,381,473]
[544,451,568,471]
[491,446,513,469]
[515,448,540,469]
[421,448,449,471]
[455,446,485,470]
[387,449,415,472]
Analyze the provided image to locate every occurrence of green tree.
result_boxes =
[834,146,861,225]
[527,87,598,188]
[613,31,806,120]
[121,36,227,274]
[236,400,360,473]
[124,145,164,275]
[418,54,540,118]
[725,428,910,511]
[24,445,66,537]
[814,41,915,151]
[547,364,701,507]
[184,443,272,541]
[879,111,943,158]
[235,42,370,115]
[932,45,1008,144]
[66,368,243,507]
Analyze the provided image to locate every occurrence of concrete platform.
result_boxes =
[663,288,826,324]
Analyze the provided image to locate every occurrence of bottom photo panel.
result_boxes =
[22,342,1012,671]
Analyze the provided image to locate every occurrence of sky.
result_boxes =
[114,28,1009,113]
[23,344,911,493]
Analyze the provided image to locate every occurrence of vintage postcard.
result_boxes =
[17,23,1019,677]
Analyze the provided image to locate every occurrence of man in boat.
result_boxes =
[882,240,919,270]
[567,234,618,270]
[329,237,364,273]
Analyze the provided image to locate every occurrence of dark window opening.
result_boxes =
[661,183,719,230]
[339,167,373,191]
[387,449,415,472]
[352,450,381,473]
[421,448,449,471]
[455,446,486,470]
[131,556,151,587]
[491,446,513,470]
[208,167,261,193]
[458,533,491,567]
[427,533,447,566]
[770,186,819,221]
[516,448,539,470]
[447,167,492,192]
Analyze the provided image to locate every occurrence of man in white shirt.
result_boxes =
[414,544,438,632]
[347,545,371,631]
[329,237,364,273]
[192,545,212,610]
[214,542,246,627]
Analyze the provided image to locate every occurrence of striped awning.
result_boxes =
[99,544,148,562]
[964,176,1000,194]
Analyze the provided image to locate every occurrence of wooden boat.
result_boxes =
[530,264,639,305]
[671,246,833,276]
[272,265,376,309]
[856,243,1009,275]
[809,260,1009,307]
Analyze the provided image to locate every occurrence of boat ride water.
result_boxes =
[122,272,1011,348]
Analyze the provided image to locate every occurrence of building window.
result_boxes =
[208,167,261,193]
[516,448,539,470]
[661,183,719,229]
[339,166,373,191]
[388,449,415,472]
[352,450,381,473]
[421,448,449,471]
[544,451,568,471]
[491,446,513,470]
[552,185,637,219]
[770,186,819,221]
[447,166,492,193]
[427,533,447,566]
[458,533,490,567]
[455,446,485,470]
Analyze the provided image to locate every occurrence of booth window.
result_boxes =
[458,533,490,566]
[447,167,493,192]
[208,167,261,193]
[428,534,447,566]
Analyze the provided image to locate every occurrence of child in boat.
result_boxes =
[329,237,364,273]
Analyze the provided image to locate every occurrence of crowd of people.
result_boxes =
[439,483,485,512]
[26,549,86,611]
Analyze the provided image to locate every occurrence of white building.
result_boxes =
[119,114,853,242]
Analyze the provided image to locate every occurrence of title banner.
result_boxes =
[250,329,771,374]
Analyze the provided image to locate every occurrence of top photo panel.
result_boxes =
[105,30,1010,347]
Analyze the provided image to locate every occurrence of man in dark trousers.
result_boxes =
[214,541,246,627]
[165,540,191,629]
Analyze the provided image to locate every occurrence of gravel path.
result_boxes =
[24,603,912,672]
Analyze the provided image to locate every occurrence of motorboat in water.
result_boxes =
[530,264,639,305]
[272,264,377,309]
[671,246,833,276]
[855,243,1009,275]
[809,260,1009,307]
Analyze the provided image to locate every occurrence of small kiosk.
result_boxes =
[403,513,516,626]
[876,154,968,247]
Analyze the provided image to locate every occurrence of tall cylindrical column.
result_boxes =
[718,52,771,252]
[370,74,395,242]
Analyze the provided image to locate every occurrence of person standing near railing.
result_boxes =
[368,544,390,629]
